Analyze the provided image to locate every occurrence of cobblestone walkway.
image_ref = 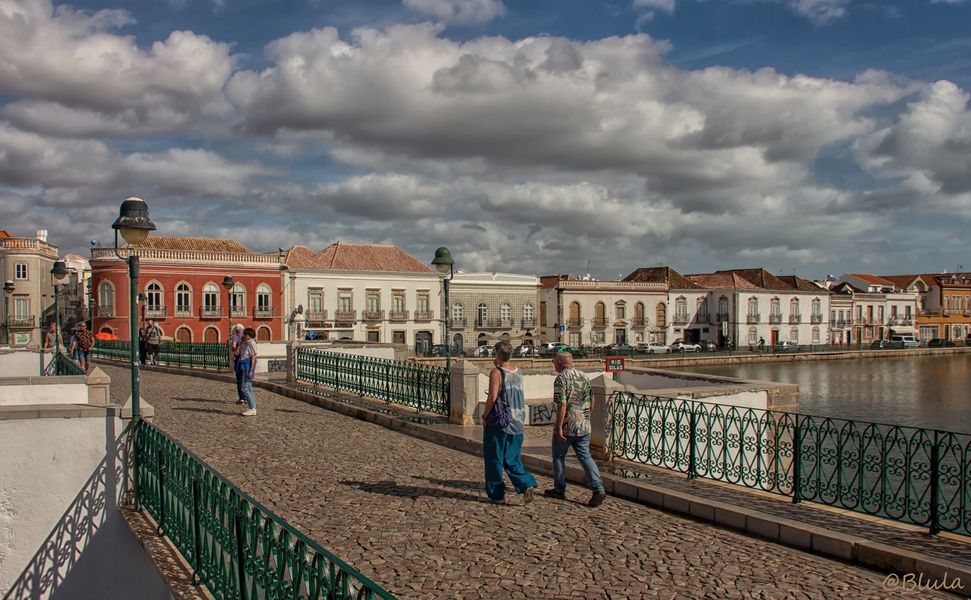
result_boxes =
[103,365,957,599]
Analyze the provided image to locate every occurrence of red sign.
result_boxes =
[605,357,625,372]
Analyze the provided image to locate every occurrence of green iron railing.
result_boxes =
[43,352,87,376]
[93,340,230,370]
[295,348,450,416]
[134,420,395,600]
[609,391,971,536]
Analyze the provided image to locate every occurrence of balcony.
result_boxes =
[811,314,823,324]
[673,315,689,325]
[697,314,710,324]
[414,310,433,321]
[389,310,409,321]
[97,306,114,318]
[747,313,761,324]
[716,313,730,322]
[631,318,646,328]
[305,310,328,323]
[789,314,801,325]
[335,310,356,322]
[521,318,536,329]
[254,307,274,319]
[567,318,582,329]
[175,305,192,318]
[836,319,848,327]
[476,318,513,329]
[769,314,782,324]
[8,316,35,328]
[200,306,223,319]
[144,306,167,319]
[591,318,608,329]
[450,317,465,329]
[363,310,384,321]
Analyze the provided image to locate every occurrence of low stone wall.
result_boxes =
[0,349,53,378]
[0,368,111,407]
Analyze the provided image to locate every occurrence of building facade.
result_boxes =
[91,237,284,342]
[447,272,541,351]
[1,230,60,346]
[282,243,442,349]
[60,253,92,327]
[908,273,971,341]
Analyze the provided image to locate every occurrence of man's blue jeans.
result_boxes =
[234,358,244,401]
[552,434,604,494]
[241,378,256,410]
[483,427,537,501]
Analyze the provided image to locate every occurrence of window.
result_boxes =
[675,297,687,320]
[569,302,581,324]
[890,305,898,318]
[523,303,534,323]
[878,306,884,323]
[204,326,219,343]
[308,289,323,315]
[790,327,798,343]
[452,302,463,322]
[231,283,246,315]
[540,301,547,327]
[145,282,162,310]
[748,297,759,316]
[257,326,271,341]
[591,330,605,344]
[812,327,820,344]
[98,281,115,313]
[367,330,380,342]
[500,303,511,323]
[176,283,191,315]
[417,293,429,315]
[477,303,488,325]
[770,298,781,316]
[635,302,645,323]
[812,298,821,316]
[256,283,271,312]
[176,326,192,342]
[831,310,836,324]
[615,301,626,320]
[14,263,27,280]
[338,292,353,313]
[656,303,666,326]
[789,298,799,316]
[696,297,708,320]
[748,327,758,345]
[14,298,29,318]
[203,282,219,310]
[595,302,606,323]
[393,294,405,313]
[366,292,380,313]
[718,296,729,319]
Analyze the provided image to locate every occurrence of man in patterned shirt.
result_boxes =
[544,351,606,506]
[73,321,95,371]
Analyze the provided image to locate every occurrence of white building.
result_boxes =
[447,272,541,350]
[1,229,60,346]
[282,242,442,349]
[837,273,920,342]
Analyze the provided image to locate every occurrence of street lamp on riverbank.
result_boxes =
[50,260,68,353]
[3,281,14,345]
[112,197,157,421]
[431,247,455,370]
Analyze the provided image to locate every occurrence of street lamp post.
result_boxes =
[222,275,234,336]
[3,281,14,345]
[111,197,157,421]
[50,260,69,353]
[431,247,455,373]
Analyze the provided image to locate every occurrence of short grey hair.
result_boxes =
[494,340,513,362]
[554,351,574,366]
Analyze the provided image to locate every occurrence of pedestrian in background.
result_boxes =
[138,323,147,365]
[42,322,56,351]
[238,327,258,416]
[544,351,606,507]
[482,340,537,505]
[145,319,162,365]
[74,321,94,371]
[229,323,246,405]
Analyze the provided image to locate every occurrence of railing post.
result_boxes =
[234,508,248,600]
[688,401,697,479]
[792,420,801,504]
[191,478,203,584]
[929,430,940,535]
[156,446,165,535]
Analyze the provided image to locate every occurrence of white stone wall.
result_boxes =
[0,379,88,406]
[0,350,52,377]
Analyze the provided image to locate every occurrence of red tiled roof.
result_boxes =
[137,236,252,253]
[880,275,922,289]
[623,266,702,289]
[777,275,826,292]
[284,242,434,273]
[717,268,795,291]
[0,230,12,238]
[687,272,761,290]
[848,273,896,286]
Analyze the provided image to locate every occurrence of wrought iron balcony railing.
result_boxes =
[254,307,274,319]
[631,318,646,328]
[449,317,465,328]
[414,310,433,321]
[567,318,583,328]
[9,316,35,328]
[592,318,608,329]
[200,306,223,319]
[363,310,384,321]
[520,318,536,328]
[175,305,192,317]
[810,314,823,324]
[144,306,166,319]
[789,314,801,324]
[769,314,782,324]
[673,315,689,325]
[335,310,356,322]
[304,310,328,323]
[97,306,114,318]
[747,313,761,324]
[389,310,409,321]
[716,313,730,322]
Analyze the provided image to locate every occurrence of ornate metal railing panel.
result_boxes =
[609,391,971,536]
[43,352,87,376]
[135,421,395,600]
[295,348,449,416]
[92,341,230,370]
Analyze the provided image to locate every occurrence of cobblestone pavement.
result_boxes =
[103,365,958,599]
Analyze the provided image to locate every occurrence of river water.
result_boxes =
[674,354,971,433]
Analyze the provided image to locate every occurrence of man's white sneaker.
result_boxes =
[241,409,257,416]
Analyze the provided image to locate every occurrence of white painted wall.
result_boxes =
[0,351,53,377]
[0,380,88,406]
[0,414,169,599]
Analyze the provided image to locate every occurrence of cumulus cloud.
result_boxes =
[403,0,505,24]
[786,0,850,24]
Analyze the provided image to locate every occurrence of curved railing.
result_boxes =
[93,341,230,370]
[43,352,87,376]
[295,348,449,416]
[135,420,394,599]
[609,391,971,537]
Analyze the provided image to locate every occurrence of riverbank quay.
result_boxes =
[415,345,971,369]
[97,361,971,598]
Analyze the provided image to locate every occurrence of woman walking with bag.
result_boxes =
[482,340,537,504]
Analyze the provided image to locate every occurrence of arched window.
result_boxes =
[696,297,708,321]
[615,301,626,320]
[257,326,271,341]
[569,301,581,326]
[718,296,729,320]
[770,297,781,316]
[176,282,191,316]
[203,326,220,343]
[145,281,163,311]
[176,326,192,342]
[477,303,488,326]
[230,283,246,316]
[748,297,759,318]
[522,303,534,325]
[748,327,758,345]
[98,281,115,317]
[256,283,272,315]
[656,303,666,326]
[790,298,800,317]
[812,327,820,344]
[595,302,605,325]
[452,332,464,348]
[634,302,645,323]
[500,303,511,324]
[811,298,821,316]
[675,297,687,322]
[452,302,463,323]
[203,282,219,313]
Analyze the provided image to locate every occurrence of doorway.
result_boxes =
[770,329,779,345]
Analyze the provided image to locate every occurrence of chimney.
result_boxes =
[36,229,48,242]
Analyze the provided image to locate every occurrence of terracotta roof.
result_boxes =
[0,230,11,238]
[776,275,826,292]
[687,272,761,290]
[847,273,896,287]
[540,274,575,288]
[284,242,434,273]
[716,268,795,291]
[831,281,865,294]
[622,266,701,289]
[136,236,252,253]
[880,275,922,290]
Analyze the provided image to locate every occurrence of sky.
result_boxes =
[1,0,970,280]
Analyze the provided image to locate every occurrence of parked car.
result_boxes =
[554,343,588,358]
[537,342,558,357]
[638,342,671,354]
[699,340,718,352]
[472,345,494,357]
[870,340,892,349]
[773,341,797,352]
[427,344,463,357]
[670,341,701,352]
[890,334,919,348]
[514,344,539,357]
[604,343,637,355]
[927,338,956,348]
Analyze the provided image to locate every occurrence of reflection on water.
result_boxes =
[674,354,971,433]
